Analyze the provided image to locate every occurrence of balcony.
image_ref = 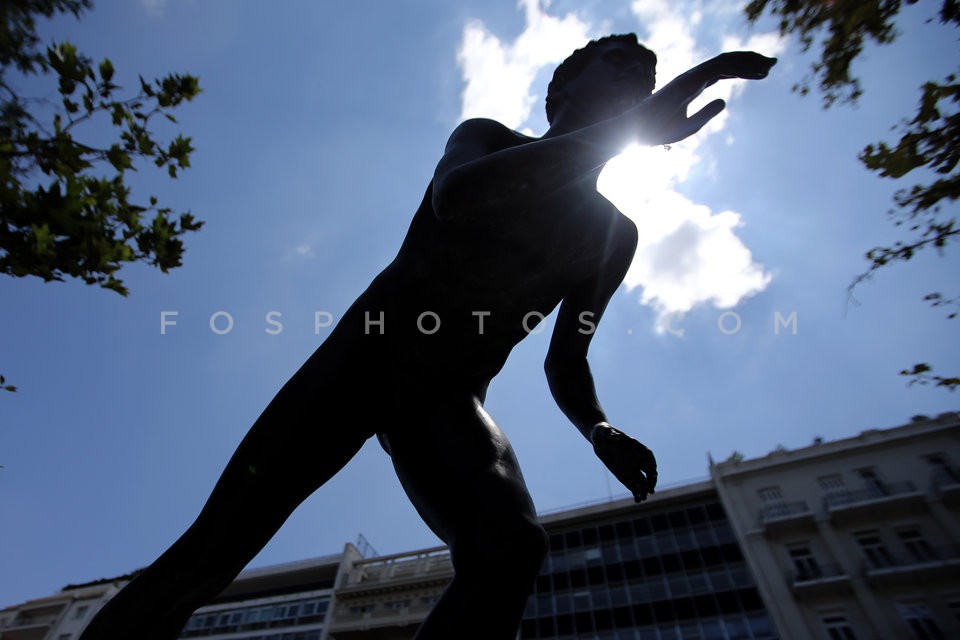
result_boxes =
[338,546,453,594]
[824,481,925,524]
[330,547,452,636]
[931,468,960,507]
[788,563,851,599]
[330,599,436,638]
[759,500,816,536]
[0,602,67,640]
[863,545,960,588]
[0,614,60,640]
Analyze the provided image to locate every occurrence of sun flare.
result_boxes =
[597,143,697,242]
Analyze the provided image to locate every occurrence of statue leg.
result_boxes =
[79,348,373,640]
[380,394,548,640]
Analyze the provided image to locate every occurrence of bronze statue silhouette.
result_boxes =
[79,34,774,640]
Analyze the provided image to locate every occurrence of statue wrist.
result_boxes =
[589,422,613,445]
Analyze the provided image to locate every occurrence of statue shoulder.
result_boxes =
[444,118,533,152]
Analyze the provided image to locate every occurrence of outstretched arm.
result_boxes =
[433,52,776,220]
[644,51,777,145]
[543,217,657,502]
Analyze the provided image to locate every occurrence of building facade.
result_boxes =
[327,546,453,639]
[0,579,129,640]
[176,550,358,640]
[522,481,775,640]
[323,481,777,640]
[3,412,958,640]
[711,411,960,640]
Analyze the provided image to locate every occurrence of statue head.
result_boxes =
[545,34,657,126]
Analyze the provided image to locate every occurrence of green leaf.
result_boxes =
[99,58,114,82]
[0,1,203,300]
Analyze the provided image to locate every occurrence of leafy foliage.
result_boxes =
[746,0,959,390]
[0,374,16,392]
[1,0,202,391]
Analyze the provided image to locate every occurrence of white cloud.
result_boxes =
[142,0,167,18]
[294,244,314,258]
[457,0,785,331]
[457,0,591,128]
[599,146,771,321]
[599,0,786,329]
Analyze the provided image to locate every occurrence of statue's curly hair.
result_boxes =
[545,33,657,125]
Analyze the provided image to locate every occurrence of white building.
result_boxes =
[4,412,958,640]
[0,578,129,640]
[711,411,960,640]
[177,548,362,640]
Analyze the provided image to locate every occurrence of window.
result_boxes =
[927,454,960,486]
[383,600,410,610]
[74,605,89,619]
[896,602,945,640]
[948,600,960,624]
[820,474,849,506]
[857,468,888,496]
[787,544,821,580]
[898,529,937,563]
[758,486,784,504]
[723,615,751,640]
[349,604,374,614]
[758,486,787,517]
[747,613,776,639]
[855,530,894,569]
[58,635,71,640]
[822,613,858,640]
[818,474,846,495]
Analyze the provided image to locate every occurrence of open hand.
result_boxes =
[591,423,658,502]
[712,51,777,80]
[639,51,776,145]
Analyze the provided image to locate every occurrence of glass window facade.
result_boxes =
[178,597,329,638]
[521,499,777,640]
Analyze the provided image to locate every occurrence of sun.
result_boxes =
[596,143,698,242]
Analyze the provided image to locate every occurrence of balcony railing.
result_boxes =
[1,612,60,630]
[761,500,811,522]
[789,562,847,585]
[787,563,851,598]
[0,613,60,640]
[824,481,917,509]
[931,468,960,506]
[864,545,960,571]
[862,545,960,587]
[823,481,924,522]
[759,500,815,535]
[341,546,453,590]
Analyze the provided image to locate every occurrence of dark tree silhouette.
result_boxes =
[1,0,201,391]
[746,0,959,390]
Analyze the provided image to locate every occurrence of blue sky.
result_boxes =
[2,0,957,608]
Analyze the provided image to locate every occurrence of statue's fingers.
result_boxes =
[634,447,658,495]
[632,478,648,503]
[686,99,726,136]
[741,55,777,79]
[630,463,650,503]
[663,98,725,144]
